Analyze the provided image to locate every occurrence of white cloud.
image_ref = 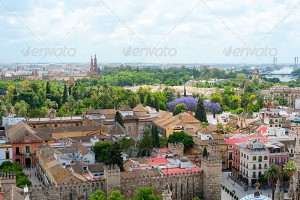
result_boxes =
[0,0,299,63]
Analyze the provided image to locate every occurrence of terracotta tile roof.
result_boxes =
[3,185,24,200]
[238,112,254,119]
[34,125,104,133]
[71,161,88,174]
[6,121,43,143]
[224,137,269,145]
[121,169,160,179]
[147,157,170,166]
[61,141,92,156]
[106,122,127,136]
[88,163,104,173]
[161,167,202,175]
[133,104,147,112]
[118,105,133,111]
[133,112,149,118]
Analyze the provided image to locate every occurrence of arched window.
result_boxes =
[253,156,256,161]
[264,156,268,160]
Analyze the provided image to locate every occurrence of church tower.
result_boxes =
[88,54,101,78]
[93,54,98,71]
[90,56,93,70]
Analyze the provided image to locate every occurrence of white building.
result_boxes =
[2,114,25,127]
[0,133,12,164]
[240,139,269,186]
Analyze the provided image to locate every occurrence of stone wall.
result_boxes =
[30,180,105,200]
[201,157,222,200]
[0,172,16,192]
[120,172,203,200]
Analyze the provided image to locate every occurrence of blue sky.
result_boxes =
[0,0,299,64]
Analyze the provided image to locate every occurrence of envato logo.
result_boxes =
[223,46,278,57]
[122,46,177,57]
[22,46,76,57]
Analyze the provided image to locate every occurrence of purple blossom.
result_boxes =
[167,97,198,111]
[203,100,222,114]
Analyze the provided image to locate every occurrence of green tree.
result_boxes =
[46,82,51,96]
[151,125,160,148]
[93,141,112,163]
[108,142,124,171]
[107,190,125,200]
[192,197,201,200]
[134,187,161,200]
[283,161,297,176]
[202,147,208,158]
[265,163,281,200]
[168,131,194,150]
[195,99,207,122]
[138,126,153,157]
[115,111,125,128]
[210,92,222,104]
[173,103,186,116]
[90,190,106,200]
[16,176,32,188]
[63,84,68,103]
[118,137,135,153]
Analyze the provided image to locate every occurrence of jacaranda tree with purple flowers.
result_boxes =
[167,97,198,111]
[167,97,222,118]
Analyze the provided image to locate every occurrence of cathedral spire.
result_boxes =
[90,55,93,67]
[94,54,98,69]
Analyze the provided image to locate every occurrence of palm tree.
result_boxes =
[283,161,297,176]
[265,164,281,200]
[283,161,297,198]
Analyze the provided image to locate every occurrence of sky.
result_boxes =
[0,0,300,64]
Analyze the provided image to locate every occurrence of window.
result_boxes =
[271,159,274,163]
[128,126,131,131]
[26,146,30,153]
[5,151,9,159]
[253,156,256,161]
[253,164,256,169]
[265,163,267,168]
[258,156,262,162]
[264,156,268,160]
[16,147,20,155]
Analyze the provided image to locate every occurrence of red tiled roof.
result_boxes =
[161,167,202,175]
[148,157,170,166]
[224,137,269,145]
[159,148,170,153]
[257,126,268,134]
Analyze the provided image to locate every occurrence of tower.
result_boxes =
[93,54,98,71]
[104,164,120,194]
[90,56,94,70]
[201,142,222,200]
[168,142,184,157]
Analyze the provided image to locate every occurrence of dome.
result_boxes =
[180,157,189,162]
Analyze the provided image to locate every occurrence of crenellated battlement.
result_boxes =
[0,172,16,179]
[104,164,120,175]
[168,142,184,157]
